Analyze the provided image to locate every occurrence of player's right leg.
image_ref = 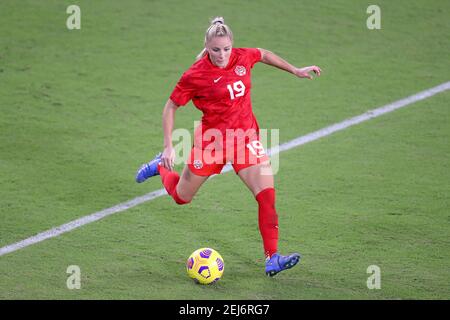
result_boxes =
[159,164,209,204]
[135,147,220,204]
[162,145,223,204]
[136,157,208,205]
[135,153,162,183]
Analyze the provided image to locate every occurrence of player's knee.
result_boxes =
[174,196,191,205]
[173,189,192,205]
[255,187,276,206]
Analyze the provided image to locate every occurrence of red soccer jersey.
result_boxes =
[170,48,262,149]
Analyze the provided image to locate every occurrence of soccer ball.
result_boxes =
[186,248,224,285]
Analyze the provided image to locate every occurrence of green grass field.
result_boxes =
[0,0,449,299]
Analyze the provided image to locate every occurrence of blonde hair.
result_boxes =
[196,17,234,61]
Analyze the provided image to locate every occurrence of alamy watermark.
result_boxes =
[66,265,81,289]
[66,5,81,30]
[367,265,381,289]
[366,5,381,30]
[171,121,280,175]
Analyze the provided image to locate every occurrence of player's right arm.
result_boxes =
[163,69,196,170]
[161,98,179,171]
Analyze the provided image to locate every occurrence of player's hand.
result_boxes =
[293,66,321,80]
[161,146,175,171]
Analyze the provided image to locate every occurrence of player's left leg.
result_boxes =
[237,161,301,277]
[237,161,277,257]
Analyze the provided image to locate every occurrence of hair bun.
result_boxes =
[211,16,225,25]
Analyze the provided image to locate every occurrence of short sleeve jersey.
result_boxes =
[170,48,262,138]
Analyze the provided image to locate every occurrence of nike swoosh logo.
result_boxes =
[213,76,222,83]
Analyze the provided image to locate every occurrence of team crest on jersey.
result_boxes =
[193,159,203,169]
[235,65,246,76]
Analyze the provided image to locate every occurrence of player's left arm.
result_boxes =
[258,48,321,80]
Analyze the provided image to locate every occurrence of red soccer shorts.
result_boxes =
[187,137,270,176]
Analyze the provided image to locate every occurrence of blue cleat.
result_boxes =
[135,153,162,183]
[265,253,301,277]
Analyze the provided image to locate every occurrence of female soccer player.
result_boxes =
[136,17,321,277]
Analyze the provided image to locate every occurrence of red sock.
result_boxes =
[255,188,278,258]
[158,164,189,205]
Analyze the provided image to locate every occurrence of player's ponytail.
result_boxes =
[196,16,233,61]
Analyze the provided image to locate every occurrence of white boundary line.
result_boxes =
[1,81,449,257]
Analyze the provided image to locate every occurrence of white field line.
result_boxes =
[1,81,449,257]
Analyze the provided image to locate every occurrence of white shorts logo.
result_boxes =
[235,65,246,76]
[193,159,203,169]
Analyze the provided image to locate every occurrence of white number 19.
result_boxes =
[227,80,246,100]
[246,140,265,158]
